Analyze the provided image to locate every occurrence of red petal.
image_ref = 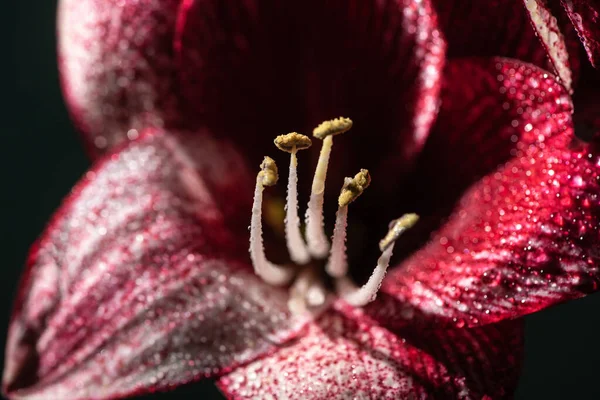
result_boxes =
[383,64,600,326]
[434,2,546,60]
[523,0,574,91]
[3,131,308,400]
[561,0,600,67]
[403,58,573,218]
[58,0,184,156]
[219,300,523,399]
[175,0,445,182]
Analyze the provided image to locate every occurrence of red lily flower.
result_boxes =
[4,0,600,399]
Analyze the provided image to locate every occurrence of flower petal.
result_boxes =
[219,300,523,399]
[561,0,600,67]
[175,0,445,182]
[401,58,573,221]
[3,131,308,400]
[383,59,600,325]
[58,0,184,156]
[523,0,574,91]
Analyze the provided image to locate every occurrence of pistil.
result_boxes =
[249,157,295,285]
[305,117,353,258]
[274,133,312,265]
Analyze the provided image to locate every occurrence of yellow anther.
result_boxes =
[338,169,371,207]
[313,117,353,140]
[379,214,420,251]
[259,156,278,187]
[274,132,312,153]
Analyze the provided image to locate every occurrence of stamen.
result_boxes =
[274,133,312,264]
[326,170,371,278]
[305,117,353,258]
[340,214,419,306]
[249,157,295,286]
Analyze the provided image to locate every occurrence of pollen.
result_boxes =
[259,156,278,187]
[274,132,312,152]
[338,169,371,207]
[313,117,353,140]
[379,213,420,251]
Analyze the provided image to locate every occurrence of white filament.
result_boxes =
[250,176,295,286]
[340,243,395,306]
[325,204,348,278]
[305,135,334,258]
[284,151,311,264]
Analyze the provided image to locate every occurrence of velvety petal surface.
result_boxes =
[3,131,308,400]
[383,60,600,327]
[404,58,573,216]
[58,0,184,156]
[561,0,600,67]
[176,0,445,184]
[219,300,523,399]
[434,0,579,72]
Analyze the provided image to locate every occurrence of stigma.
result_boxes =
[249,117,419,313]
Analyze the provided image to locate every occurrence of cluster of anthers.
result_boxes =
[250,117,419,314]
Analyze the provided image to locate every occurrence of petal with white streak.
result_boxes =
[3,130,307,400]
[219,301,523,399]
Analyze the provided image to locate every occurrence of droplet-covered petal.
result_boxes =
[434,0,580,78]
[219,300,523,399]
[3,131,308,400]
[382,60,600,325]
[406,58,573,215]
[58,0,184,156]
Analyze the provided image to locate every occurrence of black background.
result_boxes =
[2,1,600,399]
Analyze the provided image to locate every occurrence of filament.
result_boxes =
[249,158,295,285]
[305,135,334,258]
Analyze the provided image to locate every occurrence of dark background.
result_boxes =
[2,1,600,399]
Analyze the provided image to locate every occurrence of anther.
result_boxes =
[340,214,419,306]
[249,157,295,286]
[326,169,371,278]
[313,117,353,140]
[379,213,419,251]
[274,133,312,264]
[305,117,353,258]
[259,156,278,187]
[274,132,312,152]
[338,169,371,207]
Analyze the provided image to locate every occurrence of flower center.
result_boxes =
[249,118,418,313]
